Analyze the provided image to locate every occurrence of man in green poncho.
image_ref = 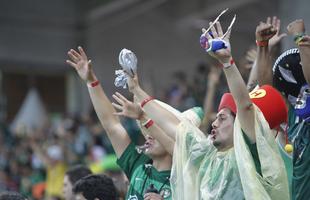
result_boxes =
[126,19,290,200]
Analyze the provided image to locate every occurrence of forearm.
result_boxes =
[223,63,255,142]
[140,115,175,155]
[256,46,273,86]
[88,85,130,157]
[88,85,121,129]
[133,87,180,140]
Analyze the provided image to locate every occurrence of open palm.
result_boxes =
[112,92,143,120]
[66,47,95,83]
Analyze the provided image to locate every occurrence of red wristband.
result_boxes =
[142,119,154,129]
[141,96,154,108]
[88,80,100,88]
[256,40,268,47]
[221,58,235,68]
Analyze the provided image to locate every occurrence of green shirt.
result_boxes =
[117,143,172,200]
[288,106,310,200]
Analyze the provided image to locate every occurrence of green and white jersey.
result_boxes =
[117,143,172,200]
[288,106,310,200]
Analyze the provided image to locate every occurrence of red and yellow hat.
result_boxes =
[218,85,288,129]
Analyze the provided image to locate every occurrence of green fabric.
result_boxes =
[117,143,172,200]
[288,105,310,200]
[101,154,120,171]
[172,120,244,200]
[243,132,262,176]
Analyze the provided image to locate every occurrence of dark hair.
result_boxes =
[0,191,27,200]
[73,174,117,200]
[66,165,92,185]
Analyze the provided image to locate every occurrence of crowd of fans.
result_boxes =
[0,12,309,200]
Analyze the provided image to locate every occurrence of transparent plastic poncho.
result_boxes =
[171,105,290,200]
[171,120,244,200]
[234,105,290,200]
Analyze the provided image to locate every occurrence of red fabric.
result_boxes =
[218,85,287,129]
[250,85,288,129]
[218,93,237,115]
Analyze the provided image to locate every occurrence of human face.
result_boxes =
[143,135,168,158]
[210,108,235,151]
[63,175,74,200]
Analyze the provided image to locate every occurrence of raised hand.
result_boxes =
[255,21,277,42]
[287,19,305,35]
[298,35,310,46]
[112,92,144,120]
[204,21,232,64]
[268,16,287,49]
[66,47,97,83]
[126,73,140,93]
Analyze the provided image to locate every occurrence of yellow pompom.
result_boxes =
[285,144,293,153]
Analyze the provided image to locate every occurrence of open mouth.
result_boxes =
[210,129,217,140]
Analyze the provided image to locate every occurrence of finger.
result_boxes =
[88,60,93,70]
[216,21,223,37]
[70,49,82,60]
[115,92,129,102]
[209,22,218,38]
[66,60,77,69]
[272,16,277,27]
[266,16,271,25]
[300,35,310,41]
[113,112,124,116]
[67,51,79,62]
[112,102,123,111]
[202,28,207,35]
[276,19,281,32]
[78,46,88,60]
[112,94,125,105]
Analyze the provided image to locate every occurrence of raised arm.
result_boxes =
[112,92,175,155]
[250,17,286,87]
[66,47,130,158]
[205,21,256,142]
[127,75,181,141]
[287,19,310,84]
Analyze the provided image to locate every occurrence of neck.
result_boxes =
[217,144,233,152]
[151,154,172,171]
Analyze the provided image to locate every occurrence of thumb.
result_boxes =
[88,60,92,69]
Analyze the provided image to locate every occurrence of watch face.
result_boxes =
[273,48,306,106]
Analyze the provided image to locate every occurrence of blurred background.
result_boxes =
[0,0,308,199]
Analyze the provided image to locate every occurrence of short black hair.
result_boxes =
[73,174,117,200]
[0,191,27,200]
[66,165,92,185]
